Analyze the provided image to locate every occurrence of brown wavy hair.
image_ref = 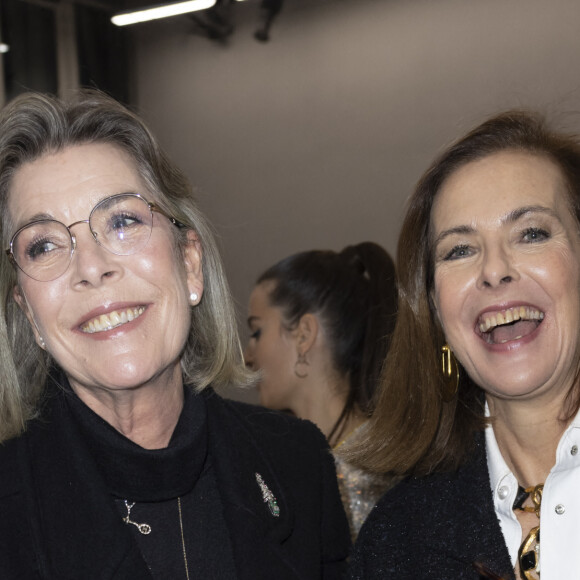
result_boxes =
[345,110,580,476]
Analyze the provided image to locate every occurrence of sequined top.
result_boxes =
[333,424,398,541]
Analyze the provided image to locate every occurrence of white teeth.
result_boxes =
[81,306,145,334]
[109,311,121,327]
[478,306,544,333]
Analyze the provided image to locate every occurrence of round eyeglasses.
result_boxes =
[6,193,182,282]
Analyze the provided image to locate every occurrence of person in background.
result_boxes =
[347,110,580,579]
[245,242,399,539]
[0,90,350,579]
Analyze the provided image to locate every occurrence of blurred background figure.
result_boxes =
[245,242,399,539]
[254,0,285,42]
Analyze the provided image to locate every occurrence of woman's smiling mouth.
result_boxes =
[81,306,146,334]
[477,305,545,344]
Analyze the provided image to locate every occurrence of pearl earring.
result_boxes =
[38,336,46,349]
[189,292,198,304]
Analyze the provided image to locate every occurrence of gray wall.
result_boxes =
[130,0,580,400]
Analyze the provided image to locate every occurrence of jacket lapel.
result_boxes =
[203,390,303,579]
[425,431,515,579]
[24,392,153,580]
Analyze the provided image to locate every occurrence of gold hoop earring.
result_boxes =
[441,344,459,401]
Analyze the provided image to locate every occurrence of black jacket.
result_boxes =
[348,431,515,580]
[0,384,350,579]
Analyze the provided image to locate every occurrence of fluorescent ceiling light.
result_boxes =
[111,0,217,26]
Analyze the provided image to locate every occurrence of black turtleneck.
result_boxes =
[59,376,237,579]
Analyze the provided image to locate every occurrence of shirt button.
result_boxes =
[555,504,565,515]
[571,445,578,456]
[498,486,509,500]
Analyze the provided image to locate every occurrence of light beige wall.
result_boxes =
[130,0,580,400]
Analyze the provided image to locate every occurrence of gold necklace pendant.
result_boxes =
[516,484,543,580]
[518,525,540,579]
[122,497,190,579]
[123,500,152,535]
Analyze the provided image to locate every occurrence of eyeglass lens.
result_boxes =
[10,194,154,281]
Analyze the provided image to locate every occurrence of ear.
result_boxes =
[183,230,204,304]
[295,313,319,355]
[13,284,31,319]
[13,285,44,348]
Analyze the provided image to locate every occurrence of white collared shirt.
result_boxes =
[486,410,580,580]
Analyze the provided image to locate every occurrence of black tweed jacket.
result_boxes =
[348,431,516,580]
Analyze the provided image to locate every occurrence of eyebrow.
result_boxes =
[433,205,558,246]
[12,212,57,232]
[15,192,142,230]
[247,315,260,327]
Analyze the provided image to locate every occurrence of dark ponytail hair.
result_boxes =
[257,242,397,443]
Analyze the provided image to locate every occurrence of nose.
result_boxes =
[69,224,120,286]
[477,244,518,289]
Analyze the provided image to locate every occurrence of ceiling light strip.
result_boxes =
[111,0,217,26]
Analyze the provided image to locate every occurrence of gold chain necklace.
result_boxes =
[122,498,190,579]
[177,497,190,580]
[514,483,543,580]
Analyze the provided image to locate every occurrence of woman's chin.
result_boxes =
[68,359,181,395]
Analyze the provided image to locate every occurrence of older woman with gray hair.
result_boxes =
[0,90,349,579]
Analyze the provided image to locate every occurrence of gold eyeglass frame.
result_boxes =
[5,192,184,282]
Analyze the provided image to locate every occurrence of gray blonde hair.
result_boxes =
[0,90,251,442]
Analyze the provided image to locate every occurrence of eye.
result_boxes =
[21,228,70,262]
[250,328,262,340]
[109,211,143,231]
[522,227,550,243]
[443,244,473,261]
[26,237,60,260]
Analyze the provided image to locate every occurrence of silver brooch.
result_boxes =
[255,472,280,517]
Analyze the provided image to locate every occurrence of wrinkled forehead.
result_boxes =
[6,143,150,233]
[430,150,577,237]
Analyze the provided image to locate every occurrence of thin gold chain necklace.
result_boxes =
[177,497,190,580]
[122,498,190,579]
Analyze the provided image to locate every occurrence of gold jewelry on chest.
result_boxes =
[122,498,191,580]
[513,483,543,580]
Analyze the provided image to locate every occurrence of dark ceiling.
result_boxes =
[4,0,133,102]
[4,0,289,104]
